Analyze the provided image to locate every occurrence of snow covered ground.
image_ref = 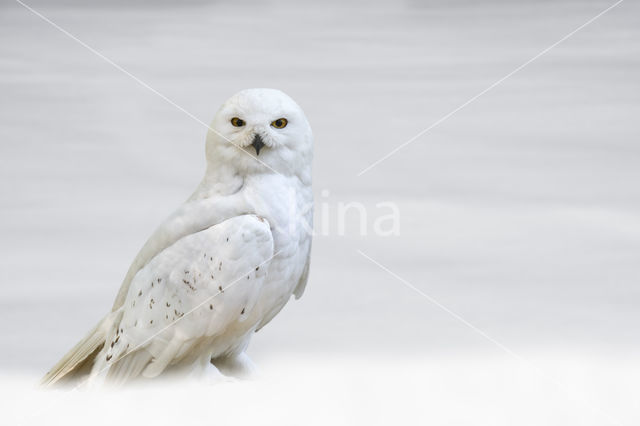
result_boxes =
[1,0,639,424]
[3,354,640,425]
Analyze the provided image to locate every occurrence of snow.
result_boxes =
[4,354,640,425]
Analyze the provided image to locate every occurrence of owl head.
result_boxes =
[206,88,313,182]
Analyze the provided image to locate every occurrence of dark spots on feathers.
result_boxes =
[166,302,171,307]
[256,267,259,271]
[182,279,196,291]
[158,278,162,283]
[138,290,142,297]
[106,354,112,361]
[218,285,223,293]
[109,335,120,348]
[219,261,222,271]
[209,304,213,310]
[241,308,245,315]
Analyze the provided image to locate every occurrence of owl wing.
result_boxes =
[111,193,250,312]
[90,214,273,385]
[292,208,313,300]
[41,197,254,387]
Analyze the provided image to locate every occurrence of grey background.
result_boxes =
[0,0,639,385]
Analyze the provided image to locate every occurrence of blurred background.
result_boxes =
[1,0,639,424]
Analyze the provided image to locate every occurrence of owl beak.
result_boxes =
[251,134,265,155]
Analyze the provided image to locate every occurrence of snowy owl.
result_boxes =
[42,88,313,387]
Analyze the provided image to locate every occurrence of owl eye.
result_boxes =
[271,118,288,129]
[230,117,245,127]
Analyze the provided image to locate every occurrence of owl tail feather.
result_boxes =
[40,314,113,388]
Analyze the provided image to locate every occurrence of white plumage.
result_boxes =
[42,88,313,386]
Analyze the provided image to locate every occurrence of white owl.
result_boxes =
[42,88,313,386]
